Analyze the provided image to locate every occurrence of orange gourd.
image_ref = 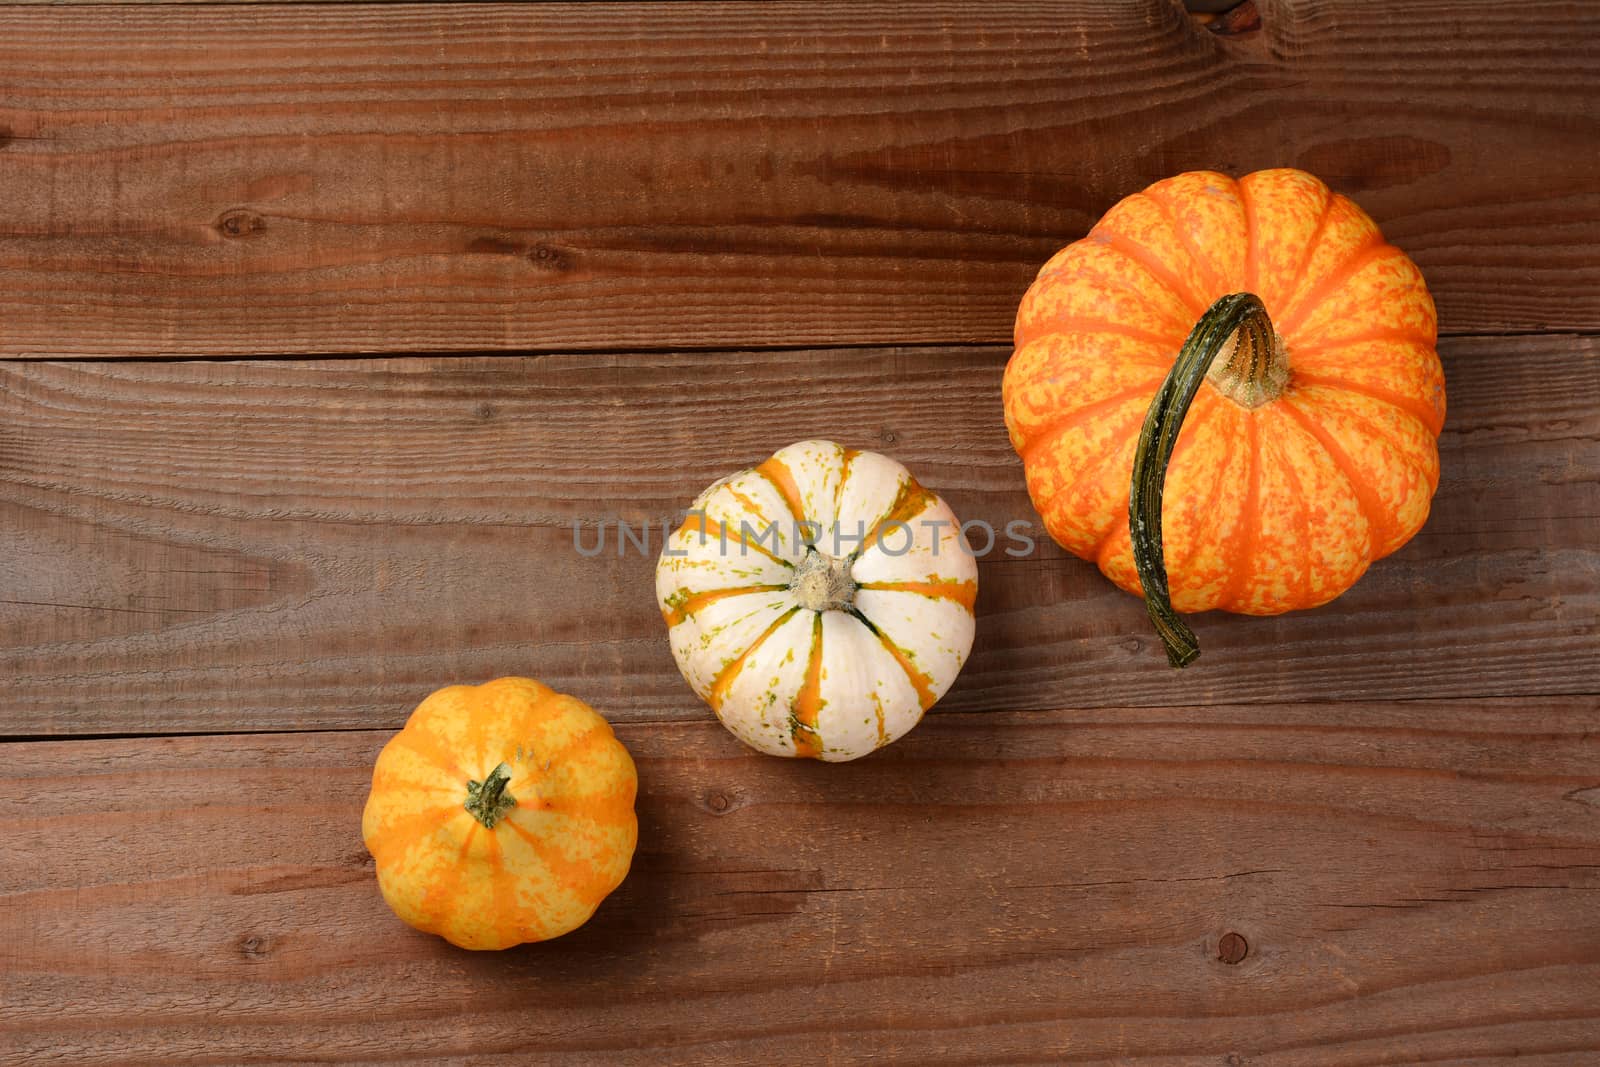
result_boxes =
[1004,169,1445,665]
[362,677,637,949]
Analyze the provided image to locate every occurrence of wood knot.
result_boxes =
[879,427,897,444]
[1567,786,1600,808]
[1184,0,1261,36]
[216,209,266,239]
[474,401,498,421]
[1217,931,1249,965]
[704,791,732,814]
[237,934,273,959]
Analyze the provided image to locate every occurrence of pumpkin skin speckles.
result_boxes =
[361,677,638,950]
[1005,168,1445,619]
[657,440,978,762]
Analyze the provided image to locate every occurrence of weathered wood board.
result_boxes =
[4,703,1599,1064]
[0,1,1597,356]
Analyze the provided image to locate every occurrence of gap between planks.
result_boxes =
[2,328,1596,365]
[4,694,1598,746]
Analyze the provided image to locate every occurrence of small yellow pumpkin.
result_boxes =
[361,677,637,950]
[657,440,978,761]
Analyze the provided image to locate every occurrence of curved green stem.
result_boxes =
[464,762,517,828]
[1129,292,1282,668]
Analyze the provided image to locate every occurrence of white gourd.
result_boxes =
[656,440,978,761]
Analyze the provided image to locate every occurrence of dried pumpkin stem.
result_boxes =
[1129,292,1278,668]
[790,547,856,612]
[464,762,517,829]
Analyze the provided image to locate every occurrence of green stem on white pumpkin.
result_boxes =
[464,762,517,828]
[1129,292,1284,669]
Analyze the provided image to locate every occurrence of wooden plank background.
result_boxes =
[1,0,1598,356]
[1,333,1596,735]
[2,1,1598,1064]
[5,704,1600,1065]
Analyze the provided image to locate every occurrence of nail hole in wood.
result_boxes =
[527,244,574,273]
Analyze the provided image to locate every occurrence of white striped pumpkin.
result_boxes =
[656,440,978,762]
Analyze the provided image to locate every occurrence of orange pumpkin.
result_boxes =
[1004,169,1444,665]
[361,677,637,949]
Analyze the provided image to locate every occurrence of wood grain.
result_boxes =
[1,334,1595,736]
[4,701,1598,1065]
[0,1,1597,356]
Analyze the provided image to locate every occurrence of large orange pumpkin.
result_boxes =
[1004,169,1444,665]
[362,677,637,949]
